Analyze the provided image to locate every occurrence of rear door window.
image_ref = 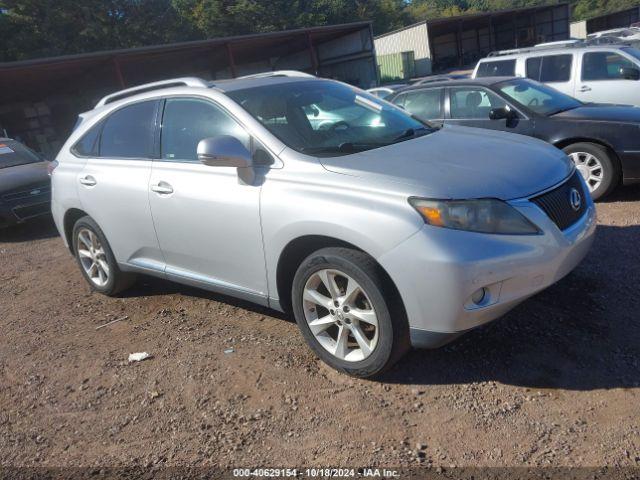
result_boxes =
[540,54,573,82]
[394,88,443,121]
[476,59,516,77]
[99,100,158,158]
[526,55,573,82]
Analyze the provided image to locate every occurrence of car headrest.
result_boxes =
[466,91,483,109]
[256,96,287,120]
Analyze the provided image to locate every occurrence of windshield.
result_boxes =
[227,80,433,156]
[496,78,582,116]
[622,47,640,62]
[0,140,43,169]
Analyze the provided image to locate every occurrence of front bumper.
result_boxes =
[619,150,640,185]
[0,180,52,228]
[377,193,596,349]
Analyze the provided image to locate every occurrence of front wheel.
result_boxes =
[291,247,409,378]
[563,142,618,200]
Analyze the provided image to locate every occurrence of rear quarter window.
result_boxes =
[72,123,101,157]
[476,59,516,77]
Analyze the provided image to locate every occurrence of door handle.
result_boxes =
[150,182,174,195]
[579,85,592,92]
[79,175,97,186]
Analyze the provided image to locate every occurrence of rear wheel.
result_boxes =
[563,142,618,200]
[291,247,409,378]
[72,216,135,296]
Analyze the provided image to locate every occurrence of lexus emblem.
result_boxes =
[569,188,582,212]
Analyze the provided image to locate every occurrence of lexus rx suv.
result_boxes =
[51,72,596,377]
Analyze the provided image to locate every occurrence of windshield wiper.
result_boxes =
[391,127,430,143]
[547,105,579,116]
[301,143,386,155]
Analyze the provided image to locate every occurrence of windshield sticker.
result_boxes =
[0,145,15,155]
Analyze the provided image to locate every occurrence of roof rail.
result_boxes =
[95,77,209,107]
[486,38,631,57]
[236,70,315,80]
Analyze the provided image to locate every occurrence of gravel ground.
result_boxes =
[0,186,639,470]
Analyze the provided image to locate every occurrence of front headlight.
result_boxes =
[409,198,540,235]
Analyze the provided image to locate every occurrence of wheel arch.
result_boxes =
[62,208,89,253]
[274,235,405,319]
[554,137,622,174]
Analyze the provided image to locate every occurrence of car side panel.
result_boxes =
[260,150,424,310]
[443,86,535,136]
[76,157,164,269]
[51,151,87,246]
[533,117,640,181]
[573,49,640,106]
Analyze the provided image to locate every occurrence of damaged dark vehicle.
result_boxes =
[0,138,52,228]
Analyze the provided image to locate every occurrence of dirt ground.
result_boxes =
[1,186,639,471]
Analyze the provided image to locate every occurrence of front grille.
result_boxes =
[2,184,50,203]
[531,171,587,231]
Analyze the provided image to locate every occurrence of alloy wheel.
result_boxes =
[302,269,379,362]
[77,228,110,287]
[569,151,603,193]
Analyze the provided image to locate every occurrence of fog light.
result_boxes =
[471,288,487,305]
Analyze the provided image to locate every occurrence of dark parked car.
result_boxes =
[0,138,51,228]
[388,76,640,199]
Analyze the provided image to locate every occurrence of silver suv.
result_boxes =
[51,72,596,377]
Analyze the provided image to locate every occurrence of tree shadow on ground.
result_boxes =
[121,275,292,322]
[0,216,59,243]
[599,183,640,203]
[381,223,640,391]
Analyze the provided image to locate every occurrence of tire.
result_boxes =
[291,247,410,378]
[563,142,618,201]
[72,216,136,296]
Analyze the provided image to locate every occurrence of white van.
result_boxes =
[472,44,640,106]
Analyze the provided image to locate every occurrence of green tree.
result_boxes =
[3,0,640,62]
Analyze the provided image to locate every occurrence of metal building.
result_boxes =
[0,22,376,157]
[375,3,570,79]
[570,5,640,39]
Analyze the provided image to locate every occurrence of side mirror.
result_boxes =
[620,66,640,80]
[489,107,513,120]
[197,136,252,168]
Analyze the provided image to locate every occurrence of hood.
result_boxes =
[0,161,50,194]
[319,126,572,200]
[552,104,640,123]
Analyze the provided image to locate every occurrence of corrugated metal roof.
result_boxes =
[375,3,569,39]
[0,21,371,71]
